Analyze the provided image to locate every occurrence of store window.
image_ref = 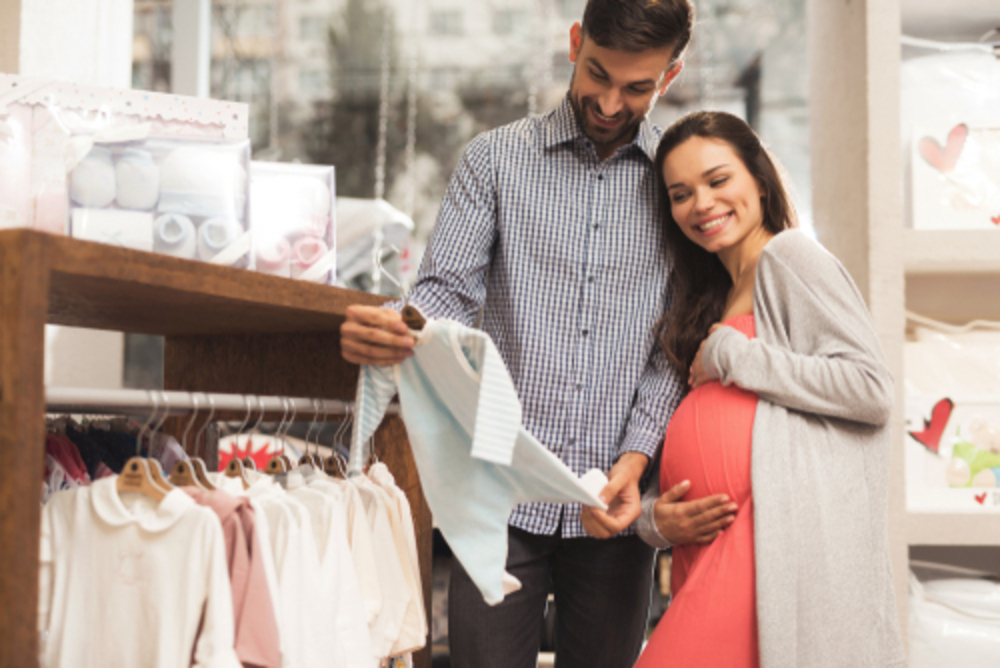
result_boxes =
[428,10,463,37]
[493,9,528,37]
[299,15,328,42]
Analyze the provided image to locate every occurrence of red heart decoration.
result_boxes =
[975,492,987,505]
[991,214,1000,226]
[909,398,954,454]
[918,124,968,174]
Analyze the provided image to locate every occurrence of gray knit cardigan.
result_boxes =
[637,230,906,667]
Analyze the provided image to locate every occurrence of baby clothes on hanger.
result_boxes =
[286,470,376,668]
[348,474,411,661]
[367,463,427,657]
[352,318,608,605]
[183,487,281,668]
[39,478,242,668]
[309,474,383,627]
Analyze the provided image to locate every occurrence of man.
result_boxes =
[341,1,734,665]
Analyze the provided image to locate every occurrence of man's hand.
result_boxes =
[654,479,737,545]
[580,452,648,539]
[340,305,417,366]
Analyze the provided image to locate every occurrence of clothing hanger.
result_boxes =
[376,243,425,332]
[325,407,353,478]
[299,399,323,468]
[189,393,218,489]
[280,398,296,468]
[906,310,1000,334]
[265,398,291,475]
[145,390,176,492]
[223,395,252,489]
[169,393,209,489]
[242,395,266,470]
[116,391,171,502]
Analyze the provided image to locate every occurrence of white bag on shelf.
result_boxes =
[910,570,1000,668]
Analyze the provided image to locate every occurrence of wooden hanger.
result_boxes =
[401,305,425,331]
[225,456,251,489]
[190,393,218,490]
[171,393,209,489]
[117,457,168,502]
[264,455,289,474]
[119,391,173,501]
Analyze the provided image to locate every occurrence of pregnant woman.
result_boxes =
[632,112,905,667]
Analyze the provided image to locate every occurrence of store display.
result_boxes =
[67,139,252,267]
[909,570,1000,668]
[250,161,336,284]
[0,73,249,237]
[901,51,1000,229]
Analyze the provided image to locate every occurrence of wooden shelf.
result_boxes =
[907,511,1000,546]
[0,229,432,668]
[904,229,1000,276]
[0,229,387,336]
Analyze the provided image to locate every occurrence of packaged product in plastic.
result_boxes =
[0,73,248,237]
[910,568,1000,668]
[905,317,1000,511]
[69,138,252,268]
[249,162,336,283]
[901,51,1000,229]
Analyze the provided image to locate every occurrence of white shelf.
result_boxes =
[907,511,1000,546]
[904,230,1000,276]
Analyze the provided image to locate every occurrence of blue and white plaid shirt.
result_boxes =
[405,96,684,538]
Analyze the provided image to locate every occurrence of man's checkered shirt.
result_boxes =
[405,96,684,538]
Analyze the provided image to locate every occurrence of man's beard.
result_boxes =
[568,84,643,151]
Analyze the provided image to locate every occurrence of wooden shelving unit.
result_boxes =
[907,512,1000,546]
[0,229,433,668]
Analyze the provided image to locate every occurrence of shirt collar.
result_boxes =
[90,476,196,533]
[542,94,660,163]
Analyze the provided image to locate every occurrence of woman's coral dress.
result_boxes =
[635,314,759,668]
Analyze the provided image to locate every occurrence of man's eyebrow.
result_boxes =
[585,57,658,88]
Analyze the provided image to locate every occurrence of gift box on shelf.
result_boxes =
[70,138,252,268]
[906,395,1000,512]
[249,161,336,284]
[0,73,248,239]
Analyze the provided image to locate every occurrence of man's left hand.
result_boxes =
[580,452,649,539]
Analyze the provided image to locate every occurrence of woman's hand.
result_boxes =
[689,324,723,388]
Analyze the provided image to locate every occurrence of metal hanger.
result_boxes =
[116,391,170,502]
[189,393,218,489]
[242,395,266,471]
[169,392,207,489]
[265,398,291,474]
[299,398,324,469]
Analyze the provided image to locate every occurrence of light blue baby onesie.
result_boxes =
[351,318,607,605]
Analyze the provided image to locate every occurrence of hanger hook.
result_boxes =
[305,398,321,456]
[137,390,161,456]
[181,392,201,452]
[195,394,217,459]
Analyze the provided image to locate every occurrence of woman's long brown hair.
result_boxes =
[654,111,796,378]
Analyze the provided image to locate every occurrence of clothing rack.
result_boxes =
[44,386,399,418]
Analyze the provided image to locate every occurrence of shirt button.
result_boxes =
[568,438,577,445]
[581,329,589,337]
[587,276,595,283]
[593,224,600,230]
[575,384,582,391]
[597,174,604,181]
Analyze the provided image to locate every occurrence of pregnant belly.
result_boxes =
[660,380,758,506]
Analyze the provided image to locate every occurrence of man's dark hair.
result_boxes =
[581,0,694,62]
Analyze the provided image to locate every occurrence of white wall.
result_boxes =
[2,0,136,389]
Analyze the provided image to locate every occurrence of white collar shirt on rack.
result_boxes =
[367,463,428,656]
[39,478,242,668]
[347,474,411,661]
[309,474,383,627]
[246,476,335,668]
[287,470,377,668]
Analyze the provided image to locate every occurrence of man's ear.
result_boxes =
[658,61,684,95]
[569,22,583,63]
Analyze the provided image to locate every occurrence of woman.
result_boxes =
[634,112,905,667]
